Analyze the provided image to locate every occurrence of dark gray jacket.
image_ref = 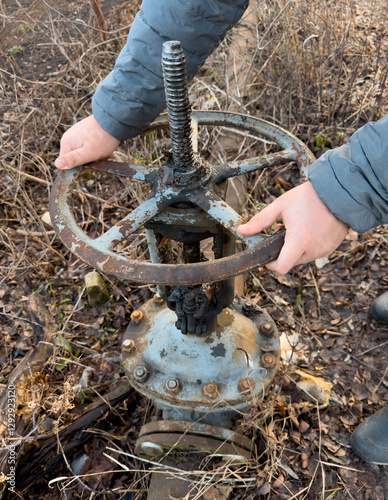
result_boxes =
[309,115,388,233]
[92,0,388,235]
[92,0,249,140]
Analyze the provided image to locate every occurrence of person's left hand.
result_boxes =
[237,181,349,274]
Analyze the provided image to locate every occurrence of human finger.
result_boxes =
[237,202,282,236]
[265,231,304,274]
[55,145,91,170]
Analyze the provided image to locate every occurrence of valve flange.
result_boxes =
[122,296,280,416]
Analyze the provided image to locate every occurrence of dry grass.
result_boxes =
[196,0,388,143]
[0,0,388,498]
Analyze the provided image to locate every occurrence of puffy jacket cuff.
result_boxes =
[309,146,380,234]
[92,98,142,141]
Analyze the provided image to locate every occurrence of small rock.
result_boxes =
[41,211,53,229]
[84,271,109,307]
[315,257,330,269]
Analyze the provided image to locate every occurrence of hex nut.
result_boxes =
[122,339,135,353]
[203,382,218,399]
[261,353,276,368]
[131,310,144,324]
[260,321,275,337]
[239,377,255,392]
[133,366,149,383]
[165,378,180,392]
[243,300,254,311]
[154,294,165,305]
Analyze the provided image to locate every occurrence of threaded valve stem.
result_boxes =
[162,41,194,170]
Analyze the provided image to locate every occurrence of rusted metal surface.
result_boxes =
[142,420,253,500]
[135,416,254,460]
[203,382,218,399]
[122,339,135,353]
[130,310,144,324]
[84,158,151,180]
[260,321,275,337]
[138,420,254,453]
[239,377,255,392]
[50,45,312,495]
[145,205,217,229]
[261,353,276,368]
[133,366,150,383]
[214,149,295,179]
[147,461,201,500]
[122,297,280,414]
[50,108,312,285]
[153,293,165,305]
[50,42,313,286]
[135,432,251,460]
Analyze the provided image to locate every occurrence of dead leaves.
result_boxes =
[292,368,332,407]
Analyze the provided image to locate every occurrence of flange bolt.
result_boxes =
[239,377,255,392]
[203,382,218,399]
[261,353,276,368]
[133,366,149,383]
[131,310,144,324]
[260,321,275,337]
[154,293,164,306]
[243,300,254,312]
[122,339,135,353]
[165,378,180,393]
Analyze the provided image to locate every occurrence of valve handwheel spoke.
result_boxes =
[212,148,296,182]
[86,158,156,182]
[190,190,266,249]
[148,110,314,177]
[95,192,177,250]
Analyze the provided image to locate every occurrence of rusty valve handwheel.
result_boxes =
[50,111,314,285]
[51,40,314,286]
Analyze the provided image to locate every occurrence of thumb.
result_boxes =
[238,202,282,236]
[55,145,92,170]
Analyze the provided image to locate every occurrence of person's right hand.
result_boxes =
[54,115,120,170]
[237,181,349,274]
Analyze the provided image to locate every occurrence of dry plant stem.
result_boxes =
[55,430,99,496]
[5,163,49,185]
[13,382,135,492]
[105,448,256,486]
[0,294,55,499]
[89,0,108,42]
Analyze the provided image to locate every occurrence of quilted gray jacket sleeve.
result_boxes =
[309,114,388,233]
[92,0,249,141]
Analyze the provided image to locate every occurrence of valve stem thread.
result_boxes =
[162,41,194,169]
